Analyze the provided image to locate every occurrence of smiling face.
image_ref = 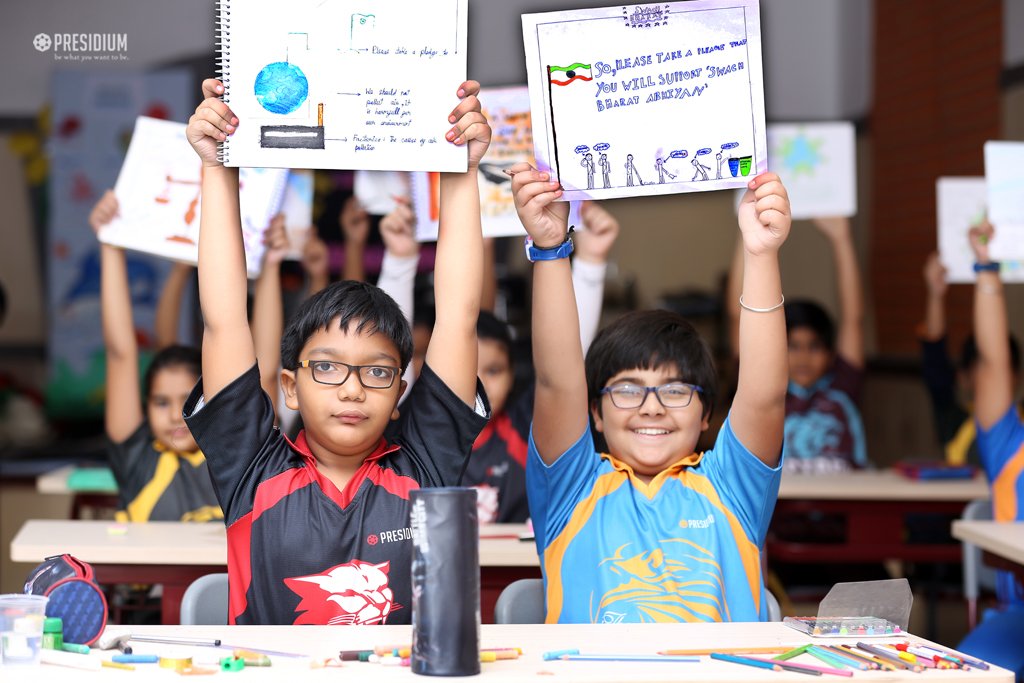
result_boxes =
[147,365,200,452]
[591,364,709,481]
[281,319,406,463]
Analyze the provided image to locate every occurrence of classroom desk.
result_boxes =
[952,520,1024,584]
[0,622,1012,682]
[10,520,539,625]
[770,469,990,564]
[36,465,118,495]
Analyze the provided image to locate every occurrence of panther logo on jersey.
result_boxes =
[284,560,401,625]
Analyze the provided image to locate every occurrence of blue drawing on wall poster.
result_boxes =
[254,62,309,115]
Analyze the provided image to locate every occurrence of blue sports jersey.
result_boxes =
[976,406,1024,605]
[527,416,782,624]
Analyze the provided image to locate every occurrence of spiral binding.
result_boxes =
[215,0,232,163]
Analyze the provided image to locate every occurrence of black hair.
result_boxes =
[143,345,201,400]
[959,334,1021,373]
[477,311,513,361]
[784,300,836,351]
[585,310,717,419]
[280,280,413,371]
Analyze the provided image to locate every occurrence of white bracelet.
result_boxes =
[739,294,785,313]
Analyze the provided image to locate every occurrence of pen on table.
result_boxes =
[131,634,222,647]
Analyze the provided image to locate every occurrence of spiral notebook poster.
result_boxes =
[217,0,468,172]
[522,0,767,201]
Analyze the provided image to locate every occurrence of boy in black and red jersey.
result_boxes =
[182,78,492,625]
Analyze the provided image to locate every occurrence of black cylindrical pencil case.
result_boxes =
[410,487,479,676]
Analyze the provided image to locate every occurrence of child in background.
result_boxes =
[376,198,620,522]
[515,165,791,623]
[729,216,866,473]
[182,78,491,625]
[919,252,1021,466]
[89,190,221,523]
[956,221,1024,679]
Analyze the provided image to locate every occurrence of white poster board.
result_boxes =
[218,0,468,172]
[99,117,287,277]
[281,170,315,260]
[936,177,1024,284]
[412,86,534,241]
[766,122,856,219]
[985,141,1024,225]
[522,0,767,202]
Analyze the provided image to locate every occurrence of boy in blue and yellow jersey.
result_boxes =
[512,166,792,623]
[956,221,1024,679]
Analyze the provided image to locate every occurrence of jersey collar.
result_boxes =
[287,430,401,465]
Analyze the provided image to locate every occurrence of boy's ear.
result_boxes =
[281,368,299,411]
[590,400,604,434]
[390,379,408,421]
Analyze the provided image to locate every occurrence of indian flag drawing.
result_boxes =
[549,63,593,86]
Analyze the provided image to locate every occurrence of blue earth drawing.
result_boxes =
[254,62,309,115]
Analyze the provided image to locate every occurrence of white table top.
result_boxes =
[778,469,990,502]
[0,623,1011,682]
[952,520,1024,565]
[10,520,540,568]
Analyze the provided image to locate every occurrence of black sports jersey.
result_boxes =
[463,387,532,523]
[107,423,222,523]
[184,363,487,625]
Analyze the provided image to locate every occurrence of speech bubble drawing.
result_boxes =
[574,145,590,154]
[670,149,688,159]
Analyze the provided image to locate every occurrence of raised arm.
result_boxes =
[423,81,491,406]
[185,78,255,400]
[725,236,744,358]
[729,173,792,466]
[301,229,330,298]
[970,221,1013,429]
[812,216,864,368]
[574,200,619,354]
[92,190,143,442]
[252,213,288,406]
[154,262,194,349]
[512,164,583,464]
[340,196,369,283]
[377,196,419,325]
[921,252,948,342]
[481,238,497,313]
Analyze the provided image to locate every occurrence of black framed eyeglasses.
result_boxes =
[298,360,400,389]
[600,382,703,409]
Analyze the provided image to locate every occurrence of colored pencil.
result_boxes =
[744,655,852,677]
[856,642,921,673]
[712,652,822,676]
[835,645,896,671]
[821,646,874,670]
[803,646,853,670]
[773,644,813,660]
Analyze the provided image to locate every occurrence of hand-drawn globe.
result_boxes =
[33,33,52,51]
[254,62,309,115]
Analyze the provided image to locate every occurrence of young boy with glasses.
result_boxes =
[180,78,492,625]
[512,165,792,623]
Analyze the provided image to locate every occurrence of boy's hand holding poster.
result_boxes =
[522,0,767,201]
